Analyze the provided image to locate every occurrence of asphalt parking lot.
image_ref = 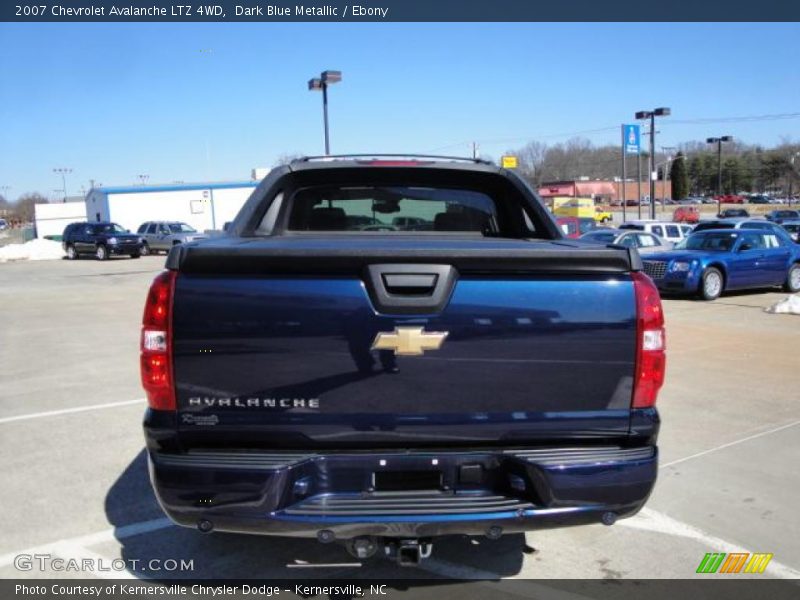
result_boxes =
[0,256,798,581]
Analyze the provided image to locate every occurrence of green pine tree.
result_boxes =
[670,152,689,200]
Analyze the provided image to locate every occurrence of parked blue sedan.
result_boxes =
[642,228,800,300]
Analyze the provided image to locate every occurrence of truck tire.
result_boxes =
[140,243,150,256]
[65,245,77,260]
[700,267,723,301]
[95,245,108,261]
[785,263,800,293]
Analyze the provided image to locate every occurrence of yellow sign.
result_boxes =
[501,155,518,169]
[371,327,448,356]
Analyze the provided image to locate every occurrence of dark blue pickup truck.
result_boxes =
[141,156,665,565]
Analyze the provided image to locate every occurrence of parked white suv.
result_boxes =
[619,220,693,244]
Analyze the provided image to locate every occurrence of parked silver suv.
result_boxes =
[136,221,206,255]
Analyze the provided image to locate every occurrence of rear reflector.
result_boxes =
[140,270,177,411]
[631,272,666,408]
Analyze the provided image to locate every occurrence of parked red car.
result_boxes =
[556,217,597,238]
[673,206,700,223]
[556,217,580,238]
[713,194,745,204]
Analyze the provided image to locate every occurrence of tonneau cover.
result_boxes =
[167,236,641,275]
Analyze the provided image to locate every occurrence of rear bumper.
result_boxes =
[147,445,658,539]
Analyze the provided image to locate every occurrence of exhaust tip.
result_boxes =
[197,519,214,533]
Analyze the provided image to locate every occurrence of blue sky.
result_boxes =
[1,22,798,200]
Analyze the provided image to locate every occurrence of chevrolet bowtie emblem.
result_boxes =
[371,327,449,356]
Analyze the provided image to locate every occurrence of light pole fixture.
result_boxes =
[635,108,671,218]
[308,69,342,155]
[706,136,733,214]
[53,168,73,202]
[138,174,150,185]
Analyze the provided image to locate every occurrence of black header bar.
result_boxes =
[3,0,798,22]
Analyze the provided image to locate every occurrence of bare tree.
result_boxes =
[12,192,48,222]
[511,141,548,185]
[272,153,306,167]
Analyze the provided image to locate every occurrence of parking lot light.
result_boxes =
[53,167,73,202]
[307,70,342,155]
[707,136,734,214]
[635,108,671,219]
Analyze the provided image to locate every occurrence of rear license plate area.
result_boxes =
[373,470,442,492]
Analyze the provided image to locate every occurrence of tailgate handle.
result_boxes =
[365,264,458,315]
[382,273,438,295]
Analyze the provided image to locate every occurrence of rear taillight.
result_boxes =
[140,270,177,410]
[632,272,666,408]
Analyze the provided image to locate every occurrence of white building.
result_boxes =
[34,201,88,239]
[84,180,259,234]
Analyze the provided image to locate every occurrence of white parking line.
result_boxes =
[0,399,144,425]
[0,517,173,568]
[661,419,800,468]
[619,508,800,579]
[46,542,139,580]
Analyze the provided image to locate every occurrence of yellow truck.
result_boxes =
[552,197,612,224]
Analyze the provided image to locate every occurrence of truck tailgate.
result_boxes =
[170,237,637,447]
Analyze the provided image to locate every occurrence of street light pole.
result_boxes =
[635,108,670,219]
[661,146,676,209]
[706,136,733,215]
[308,70,342,155]
[53,168,73,202]
[637,149,642,220]
[788,152,799,207]
[322,83,330,155]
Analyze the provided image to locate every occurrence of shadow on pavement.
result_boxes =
[105,449,526,581]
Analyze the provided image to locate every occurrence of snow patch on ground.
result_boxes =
[0,239,65,262]
[765,294,800,315]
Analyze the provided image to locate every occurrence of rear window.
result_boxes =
[582,231,616,244]
[287,186,499,234]
[694,222,728,232]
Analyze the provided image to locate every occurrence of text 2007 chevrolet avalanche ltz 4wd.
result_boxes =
[140,156,665,565]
